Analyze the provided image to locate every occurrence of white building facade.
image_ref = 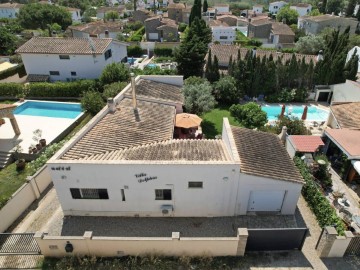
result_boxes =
[67,7,82,23]
[16,37,128,81]
[0,3,22,19]
[269,1,287,14]
[252,5,264,14]
[290,4,311,17]
[48,75,304,217]
[211,26,236,44]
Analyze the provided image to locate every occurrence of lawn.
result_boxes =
[201,106,242,138]
[0,113,92,210]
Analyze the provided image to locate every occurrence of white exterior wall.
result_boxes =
[252,6,263,14]
[290,6,311,17]
[71,30,120,39]
[212,26,236,44]
[50,162,240,217]
[0,7,19,18]
[236,174,302,215]
[69,10,82,23]
[269,2,286,14]
[20,42,127,81]
[214,6,229,13]
[286,137,297,158]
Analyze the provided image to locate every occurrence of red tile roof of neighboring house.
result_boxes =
[68,21,123,35]
[325,129,360,157]
[289,135,324,153]
[330,102,360,129]
[272,22,295,36]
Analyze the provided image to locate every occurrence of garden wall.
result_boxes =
[0,165,51,232]
[34,229,248,257]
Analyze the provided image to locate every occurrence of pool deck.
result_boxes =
[0,101,83,153]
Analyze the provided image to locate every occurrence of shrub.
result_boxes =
[0,83,23,97]
[103,82,128,100]
[154,47,173,57]
[81,91,105,115]
[153,56,173,63]
[213,76,239,105]
[178,22,187,32]
[182,80,216,115]
[99,63,130,86]
[230,102,267,129]
[274,116,310,135]
[0,64,26,80]
[294,157,345,235]
[127,45,143,57]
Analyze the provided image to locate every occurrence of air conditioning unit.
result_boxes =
[161,205,173,215]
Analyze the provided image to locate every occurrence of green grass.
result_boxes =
[0,113,92,210]
[0,100,16,104]
[201,106,242,138]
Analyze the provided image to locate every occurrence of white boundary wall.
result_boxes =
[34,229,249,257]
[0,165,52,232]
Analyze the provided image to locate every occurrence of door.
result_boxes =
[248,190,285,212]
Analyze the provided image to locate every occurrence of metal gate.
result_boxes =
[246,228,308,251]
[0,233,41,269]
[345,235,360,256]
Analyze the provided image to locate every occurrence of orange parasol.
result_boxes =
[301,105,308,120]
[280,104,286,118]
[175,113,202,128]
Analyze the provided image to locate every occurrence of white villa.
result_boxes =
[47,75,304,217]
[66,7,82,23]
[269,1,287,14]
[290,3,312,17]
[209,20,236,45]
[0,2,22,19]
[15,37,128,82]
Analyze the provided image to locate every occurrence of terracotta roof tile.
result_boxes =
[124,79,183,104]
[61,99,176,160]
[84,139,231,161]
[331,102,360,129]
[271,22,295,36]
[325,129,360,157]
[289,135,324,152]
[231,127,304,184]
[0,3,23,8]
[97,6,125,13]
[15,37,113,55]
[168,3,185,9]
[68,21,124,35]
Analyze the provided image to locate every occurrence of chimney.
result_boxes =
[316,50,323,62]
[105,30,109,38]
[107,98,116,113]
[278,126,287,145]
[130,73,137,110]
[252,47,257,57]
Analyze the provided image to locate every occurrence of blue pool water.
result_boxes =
[14,101,82,119]
[262,105,329,122]
[146,64,157,68]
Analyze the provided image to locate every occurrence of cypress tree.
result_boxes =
[205,49,212,81]
[346,0,357,17]
[203,0,208,13]
[305,60,314,89]
[212,55,220,82]
[189,0,202,25]
[344,49,359,81]
[357,6,360,21]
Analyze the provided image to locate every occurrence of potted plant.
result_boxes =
[12,140,26,171]
[33,129,46,149]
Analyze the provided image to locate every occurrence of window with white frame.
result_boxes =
[155,189,172,200]
[70,188,109,199]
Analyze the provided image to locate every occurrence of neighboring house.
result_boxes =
[217,15,240,27]
[347,46,360,73]
[0,2,23,19]
[145,16,178,42]
[290,3,312,17]
[269,1,287,14]
[315,80,360,104]
[65,7,82,23]
[214,4,230,14]
[252,4,264,14]
[286,135,324,158]
[68,21,124,39]
[326,101,360,129]
[270,22,295,48]
[209,20,236,44]
[206,44,317,72]
[298,14,360,35]
[248,17,272,41]
[133,9,154,23]
[167,3,185,23]
[47,74,304,217]
[96,6,125,19]
[15,37,128,81]
[182,5,192,24]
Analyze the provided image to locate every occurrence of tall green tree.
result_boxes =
[100,63,130,86]
[105,11,120,21]
[346,0,357,17]
[320,0,327,13]
[17,3,72,30]
[357,6,360,21]
[0,27,17,55]
[276,6,299,25]
[213,76,239,105]
[326,0,344,15]
[203,0,208,12]
[189,0,202,25]
[344,49,359,81]
[182,80,216,115]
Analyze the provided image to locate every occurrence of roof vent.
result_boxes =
[130,73,137,111]
[107,98,116,113]
[105,30,109,38]
[278,126,287,145]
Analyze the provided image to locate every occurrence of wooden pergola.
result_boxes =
[0,104,20,135]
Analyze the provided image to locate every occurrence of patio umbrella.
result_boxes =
[301,105,308,120]
[280,104,286,118]
[175,113,202,128]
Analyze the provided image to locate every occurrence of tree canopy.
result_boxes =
[0,27,18,55]
[230,102,267,129]
[99,63,130,86]
[182,80,216,115]
[189,0,202,25]
[17,3,72,30]
[105,11,119,21]
[213,76,239,105]
[276,6,299,25]
[295,35,325,54]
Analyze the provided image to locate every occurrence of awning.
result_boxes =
[351,160,360,174]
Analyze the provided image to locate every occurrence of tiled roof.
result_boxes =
[291,3,311,8]
[331,102,360,129]
[208,44,317,67]
[65,7,81,12]
[84,139,231,161]
[303,14,344,22]
[272,22,295,36]
[145,15,161,22]
[97,6,125,13]
[325,129,360,157]
[15,37,112,55]
[124,79,184,104]
[250,18,271,26]
[68,21,123,35]
[289,135,324,152]
[216,15,239,20]
[0,3,23,8]
[168,3,185,9]
[231,127,304,184]
[209,20,229,27]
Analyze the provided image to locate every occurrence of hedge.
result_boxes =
[294,157,346,235]
[127,45,143,57]
[154,47,173,57]
[0,83,23,97]
[28,80,97,97]
[0,64,27,81]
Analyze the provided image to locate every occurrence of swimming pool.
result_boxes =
[262,105,329,122]
[14,101,83,119]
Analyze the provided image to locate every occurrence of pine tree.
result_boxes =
[203,0,208,13]
[189,0,202,25]
[344,49,359,81]
[346,0,357,17]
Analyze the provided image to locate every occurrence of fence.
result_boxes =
[34,229,248,257]
[0,165,52,233]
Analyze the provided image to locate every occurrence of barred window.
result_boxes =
[155,189,172,200]
[70,188,109,199]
